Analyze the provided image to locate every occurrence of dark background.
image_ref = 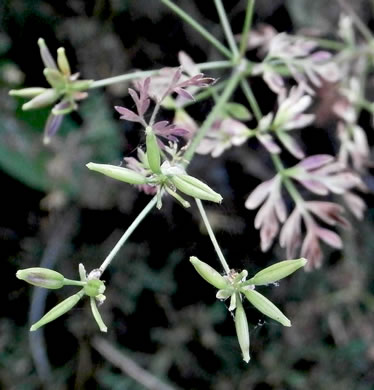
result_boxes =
[1,0,374,389]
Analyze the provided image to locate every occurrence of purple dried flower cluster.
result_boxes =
[246,155,361,269]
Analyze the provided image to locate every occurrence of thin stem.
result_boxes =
[240,78,262,121]
[214,0,239,58]
[90,61,232,89]
[63,279,86,287]
[239,0,255,58]
[90,70,158,89]
[298,35,347,51]
[184,67,243,162]
[336,0,373,43]
[98,196,158,275]
[160,0,233,59]
[195,199,230,274]
[271,154,305,207]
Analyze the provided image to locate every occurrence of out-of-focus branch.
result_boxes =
[92,337,178,390]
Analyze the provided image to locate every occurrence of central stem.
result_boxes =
[98,196,158,275]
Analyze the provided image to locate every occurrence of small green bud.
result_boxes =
[170,174,223,203]
[189,256,228,290]
[22,89,60,110]
[57,47,71,76]
[16,267,64,289]
[247,258,307,286]
[145,127,161,174]
[84,279,106,297]
[243,290,291,327]
[235,298,250,363]
[86,162,148,185]
[30,290,84,331]
[43,68,65,89]
[9,87,47,98]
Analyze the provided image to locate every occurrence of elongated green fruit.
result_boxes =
[16,267,64,289]
[235,297,250,363]
[243,290,291,327]
[247,258,307,286]
[189,256,228,289]
[145,127,161,173]
[171,175,223,203]
[9,87,47,98]
[86,163,148,185]
[30,290,84,331]
[22,89,60,110]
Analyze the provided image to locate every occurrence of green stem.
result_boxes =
[63,279,87,287]
[195,199,230,274]
[98,196,158,275]
[214,0,239,58]
[90,70,157,89]
[160,0,233,59]
[271,154,304,207]
[239,0,255,58]
[184,68,243,162]
[90,61,233,89]
[240,78,262,121]
[299,36,347,51]
[181,79,228,108]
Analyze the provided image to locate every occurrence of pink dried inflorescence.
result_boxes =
[246,155,362,269]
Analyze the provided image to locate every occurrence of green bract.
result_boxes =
[235,297,250,363]
[171,174,223,203]
[145,126,161,174]
[86,163,148,185]
[243,289,291,327]
[30,291,85,331]
[247,258,307,286]
[189,256,228,289]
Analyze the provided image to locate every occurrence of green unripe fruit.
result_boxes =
[16,267,64,289]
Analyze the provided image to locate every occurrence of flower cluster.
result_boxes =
[246,155,361,269]
[190,256,307,362]
[16,264,107,332]
[9,38,93,144]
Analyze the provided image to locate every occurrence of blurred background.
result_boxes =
[1,0,374,389]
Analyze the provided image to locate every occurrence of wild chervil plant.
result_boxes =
[11,0,374,363]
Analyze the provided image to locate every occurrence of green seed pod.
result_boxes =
[170,174,223,203]
[9,87,47,98]
[189,256,228,290]
[30,290,84,331]
[43,68,65,89]
[70,79,94,91]
[247,258,307,286]
[86,162,148,185]
[16,267,64,289]
[84,279,106,297]
[243,290,291,327]
[145,127,161,174]
[22,89,60,110]
[235,297,250,363]
[57,47,71,76]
